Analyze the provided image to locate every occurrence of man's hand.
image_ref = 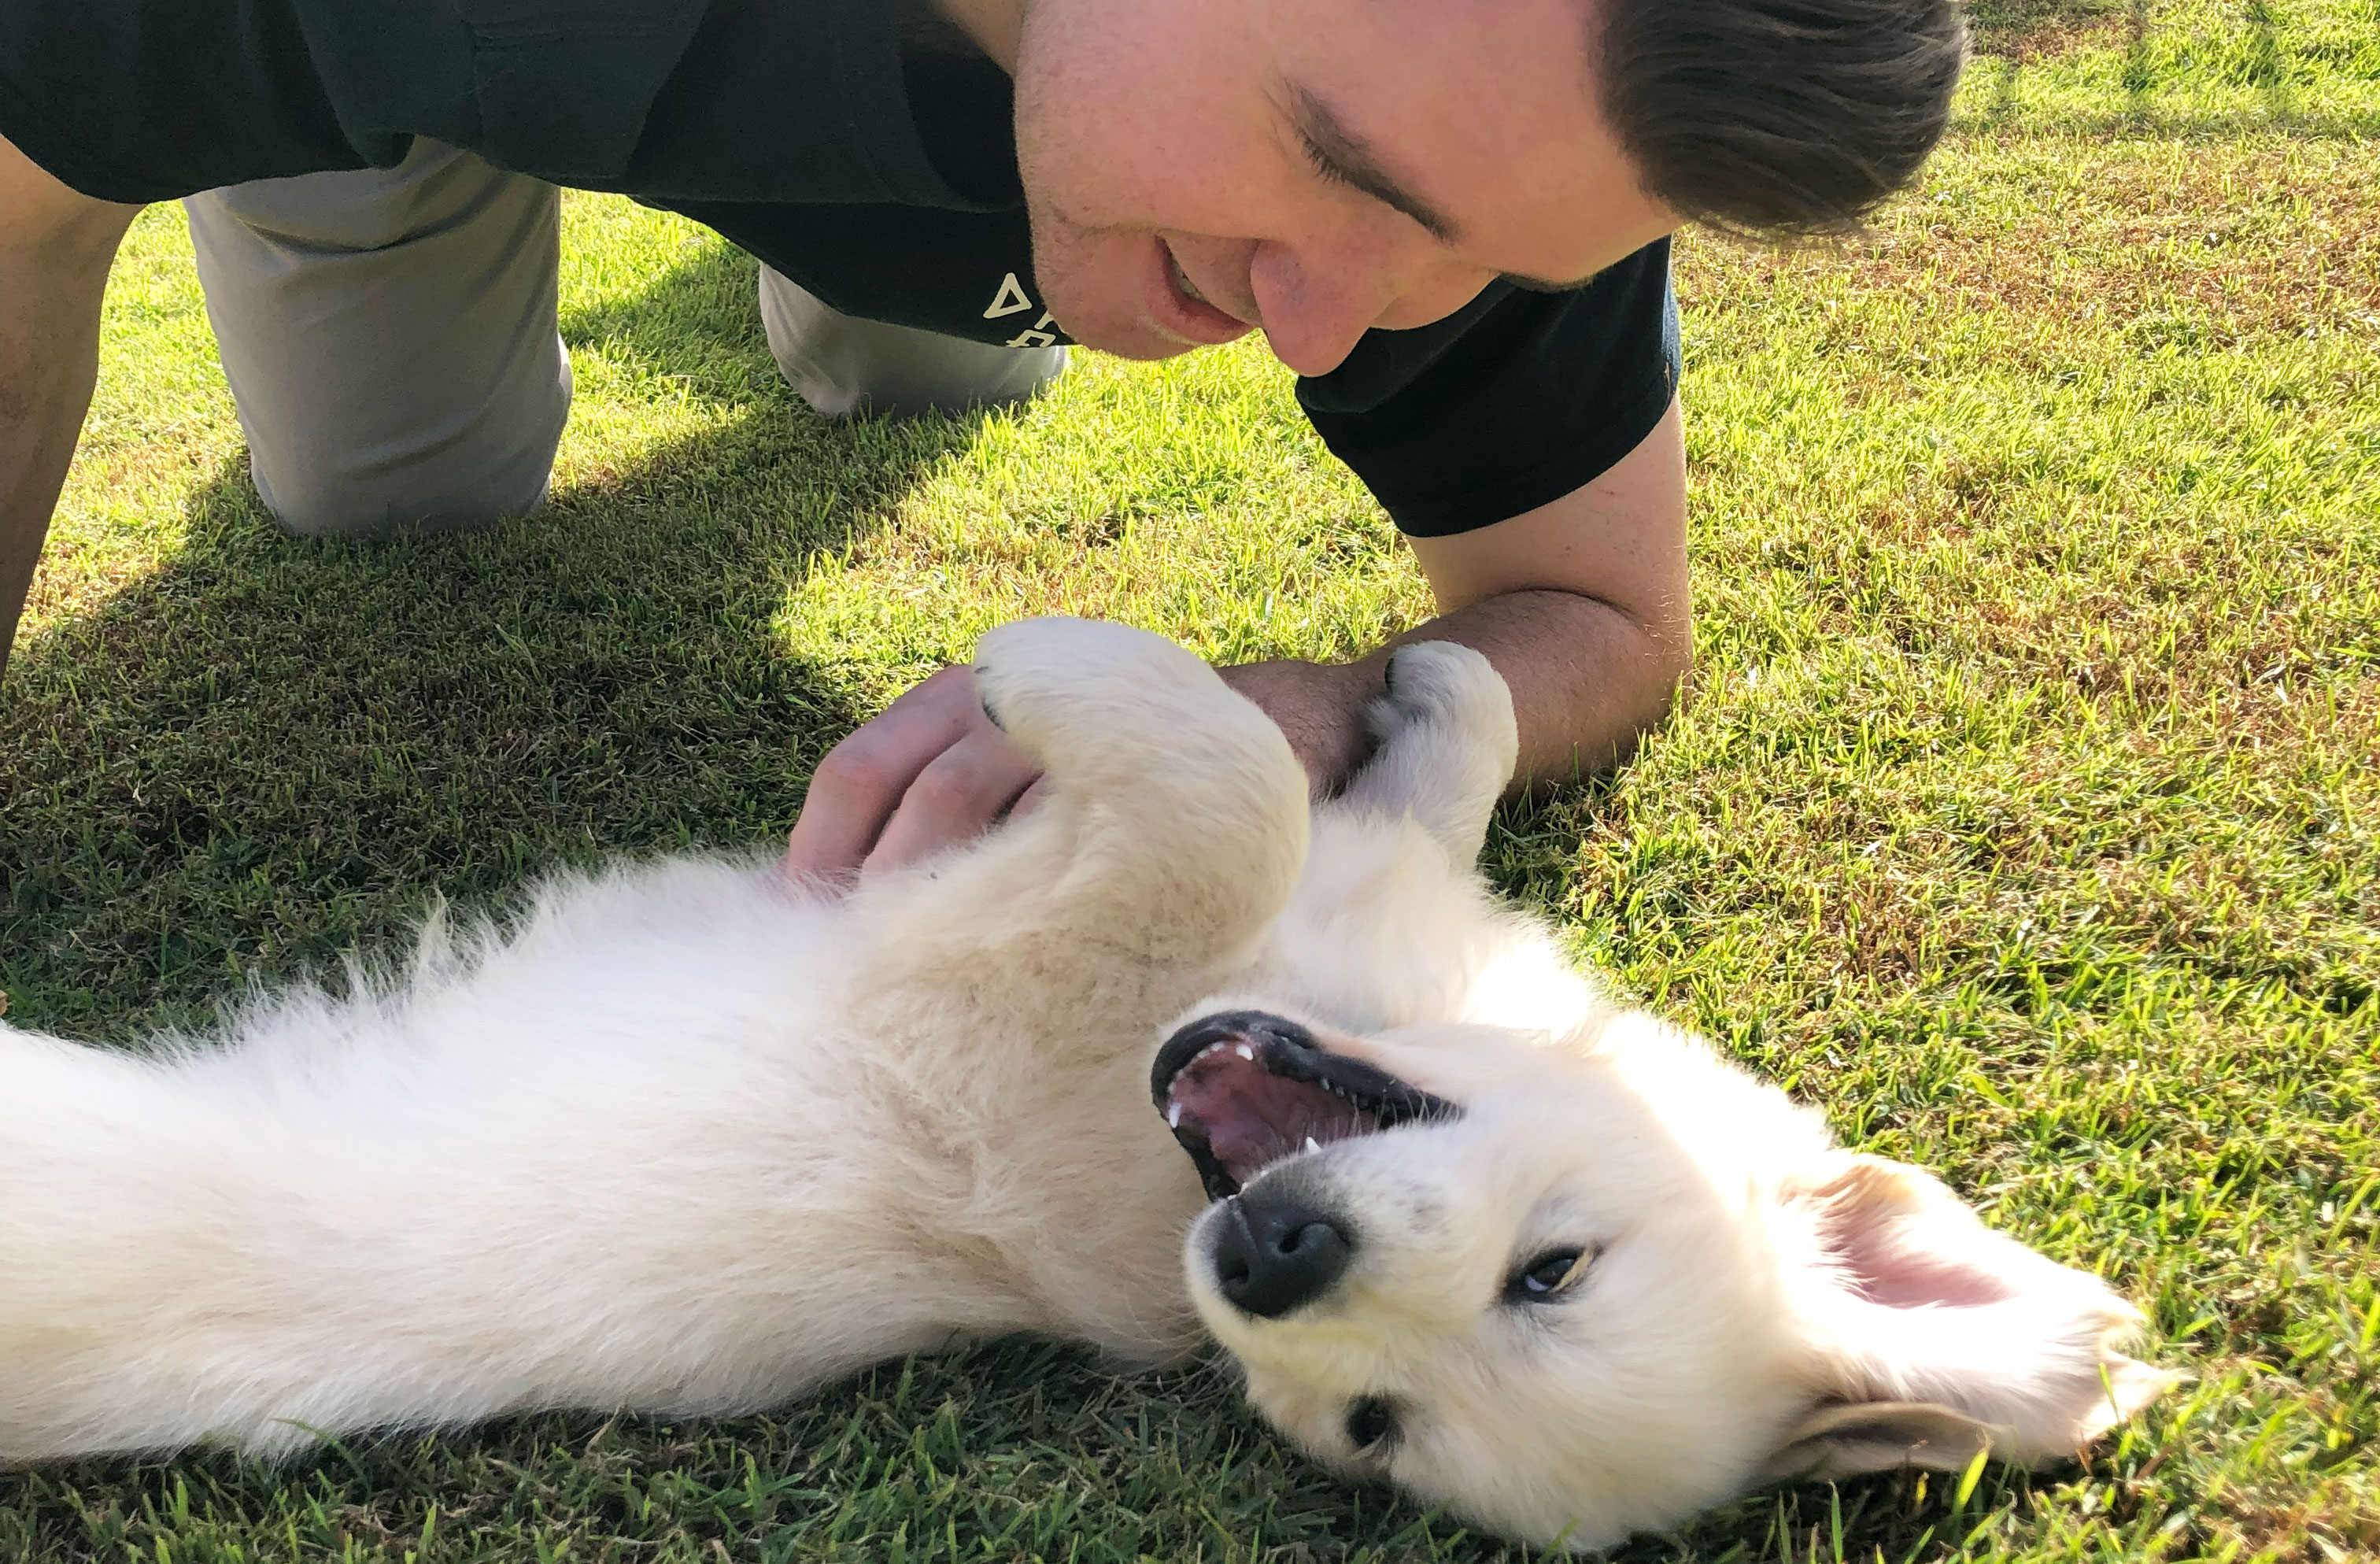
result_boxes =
[782,664,1042,882]
[1,131,143,679]
[780,656,1373,883]
[785,395,1691,885]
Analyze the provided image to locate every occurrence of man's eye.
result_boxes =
[1346,1396,1398,1451]
[1504,1246,1597,1303]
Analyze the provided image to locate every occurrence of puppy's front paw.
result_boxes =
[970,618,1301,801]
[969,618,1307,892]
[1370,643,1517,766]
[972,618,1218,744]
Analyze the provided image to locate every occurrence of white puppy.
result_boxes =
[0,618,2167,1550]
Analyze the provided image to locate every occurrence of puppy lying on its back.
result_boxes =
[0,619,2168,1550]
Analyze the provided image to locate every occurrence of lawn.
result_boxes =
[2,0,2374,1557]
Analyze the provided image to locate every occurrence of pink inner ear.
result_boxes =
[1810,1162,2026,1311]
[1788,1156,2171,1462]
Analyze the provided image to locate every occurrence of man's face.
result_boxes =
[1010,0,1676,377]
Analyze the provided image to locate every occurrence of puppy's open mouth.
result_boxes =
[1151,1011,1458,1200]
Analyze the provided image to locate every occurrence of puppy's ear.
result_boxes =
[1775,1154,2174,1477]
[1754,1399,1996,1484]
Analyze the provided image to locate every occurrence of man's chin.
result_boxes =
[1057,312,1235,362]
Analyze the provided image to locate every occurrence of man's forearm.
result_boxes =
[1226,403,1694,797]
[1,250,119,675]
[1,137,140,678]
[1390,401,1693,789]
[1373,585,1689,788]
[1223,586,1687,800]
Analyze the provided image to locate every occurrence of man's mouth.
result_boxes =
[1149,239,1251,344]
[1150,1011,1458,1200]
[1165,248,1210,307]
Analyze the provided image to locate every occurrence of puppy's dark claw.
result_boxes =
[974,670,1006,732]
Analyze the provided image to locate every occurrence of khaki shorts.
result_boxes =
[184,139,1069,538]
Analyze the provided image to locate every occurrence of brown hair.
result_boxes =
[1595,0,1969,236]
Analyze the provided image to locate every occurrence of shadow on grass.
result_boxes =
[0,243,996,1041]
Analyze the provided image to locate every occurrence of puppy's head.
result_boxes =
[1152,1009,2172,1551]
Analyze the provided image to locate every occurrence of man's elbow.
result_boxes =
[1640,598,1694,726]
[1598,589,1692,769]
[1506,589,1691,789]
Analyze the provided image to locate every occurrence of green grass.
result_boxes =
[2,0,2374,1556]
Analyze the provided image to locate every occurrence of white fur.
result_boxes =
[0,619,2168,1550]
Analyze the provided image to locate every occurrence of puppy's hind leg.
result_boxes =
[1331,641,1519,866]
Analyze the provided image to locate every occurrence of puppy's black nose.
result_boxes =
[1211,1191,1353,1318]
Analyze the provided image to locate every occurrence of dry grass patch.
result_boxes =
[1966,0,2136,62]
[1689,142,2380,342]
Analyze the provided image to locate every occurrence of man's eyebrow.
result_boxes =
[1285,84,1601,292]
[1286,83,1464,246]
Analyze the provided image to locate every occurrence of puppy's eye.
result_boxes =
[1505,1246,1596,1303]
[1346,1396,1398,1451]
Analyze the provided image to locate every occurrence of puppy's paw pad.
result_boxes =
[1371,642,1512,739]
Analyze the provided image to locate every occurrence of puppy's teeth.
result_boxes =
[1236,1044,1256,1060]
[1167,1103,1183,1128]
[1304,1137,1321,1153]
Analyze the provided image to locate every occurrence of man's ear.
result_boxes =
[1774,1154,2176,1475]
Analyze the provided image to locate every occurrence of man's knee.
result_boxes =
[240,341,570,538]
[186,140,571,540]
[253,431,561,540]
[758,268,1067,420]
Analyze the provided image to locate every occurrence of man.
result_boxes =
[0,0,1964,878]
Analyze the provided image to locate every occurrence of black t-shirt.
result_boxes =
[0,0,1677,536]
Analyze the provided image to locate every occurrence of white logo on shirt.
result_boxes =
[985,272,1062,348]
[983,273,1035,319]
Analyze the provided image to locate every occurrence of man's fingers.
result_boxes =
[784,666,986,880]
[785,663,1052,883]
[859,727,1040,877]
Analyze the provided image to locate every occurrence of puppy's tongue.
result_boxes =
[1166,1045,1377,1187]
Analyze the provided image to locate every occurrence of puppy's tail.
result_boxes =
[0,1025,242,1460]
[0,1010,479,1462]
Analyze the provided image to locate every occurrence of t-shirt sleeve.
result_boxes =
[0,0,931,206]
[0,0,387,202]
[1295,238,1678,538]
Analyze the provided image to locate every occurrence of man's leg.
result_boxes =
[184,141,571,538]
[758,268,1067,420]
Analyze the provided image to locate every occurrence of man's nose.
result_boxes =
[1244,240,1392,378]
